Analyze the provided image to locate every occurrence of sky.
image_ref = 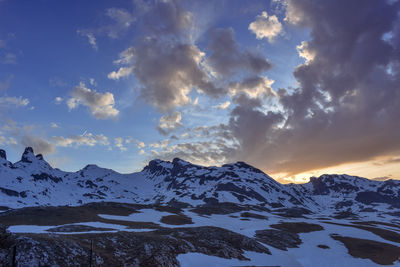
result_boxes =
[0,0,399,183]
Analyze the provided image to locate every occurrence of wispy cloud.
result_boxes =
[52,132,110,147]
[213,101,230,110]
[0,96,29,107]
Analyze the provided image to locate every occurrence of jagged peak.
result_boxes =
[222,161,264,174]
[143,159,173,174]
[82,164,101,170]
[315,174,366,182]
[21,147,36,163]
[24,146,34,154]
[172,157,192,166]
[13,147,52,170]
[0,149,6,160]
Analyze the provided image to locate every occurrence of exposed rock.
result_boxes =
[21,147,35,163]
[270,222,324,233]
[0,150,6,160]
[255,229,302,250]
[330,234,400,265]
[0,226,270,266]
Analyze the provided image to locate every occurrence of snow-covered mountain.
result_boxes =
[1,147,399,216]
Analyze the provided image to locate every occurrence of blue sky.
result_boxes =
[1,0,399,183]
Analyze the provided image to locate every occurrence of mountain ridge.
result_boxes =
[0,147,399,219]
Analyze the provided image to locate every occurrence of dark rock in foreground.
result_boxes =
[255,229,302,250]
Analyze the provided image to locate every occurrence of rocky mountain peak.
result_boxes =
[0,149,6,160]
[21,147,36,163]
[172,157,191,166]
[35,154,44,160]
[143,159,173,175]
[83,164,100,170]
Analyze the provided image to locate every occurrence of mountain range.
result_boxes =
[1,147,399,217]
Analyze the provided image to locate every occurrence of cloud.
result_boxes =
[154,0,400,178]
[223,0,400,175]
[2,53,16,64]
[148,123,238,166]
[114,137,127,151]
[52,132,110,147]
[207,28,272,77]
[296,41,315,64]
[386,157,400,164]
[136,141,145,149]
[108,0,225,111]
[213,101,230,110]
[229,76,276,99]
[0,119,54,155]
[150,139,170,149]
[0,96,29,107]
[77,30,98,50]
[77,7,134,46]
[104,7,135,39]
[151,138,238,167]
[372,176,391,181]
[67,82,119,119]
[54,97,63,104]
[157,111,182,135]
[49,76,67,87]
[131,41,223,111]
[141,0,193,36]
[249,11,283,43]
[0,75,13,91]
[0,136,17,146]
[125,137,146,149]
[107,67,133,80]
[50,122,59,128]
[89,78,96,86]
[20,135,55,155]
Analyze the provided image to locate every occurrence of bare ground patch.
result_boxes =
[46,225,115,233]
[331,234,400,265]
[160,214,193,225]
[255,229,302,250]
[325,221,400,243]
[0,202,161,230]
[270,222,324,233]
[240,212,268,220]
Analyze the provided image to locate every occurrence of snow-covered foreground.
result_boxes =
[8,221,154,234]
[6,206,400,266]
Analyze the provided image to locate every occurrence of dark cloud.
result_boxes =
[110,0,225,111]
[105,0,400,177]
[207,28,272,77]
[20,135,55,155]
[133,40,224,111]
[229,75,276,99]
[226,0,400,175]
[386,157,400,164]
[1,119,55,155]
[142,0,193,36]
